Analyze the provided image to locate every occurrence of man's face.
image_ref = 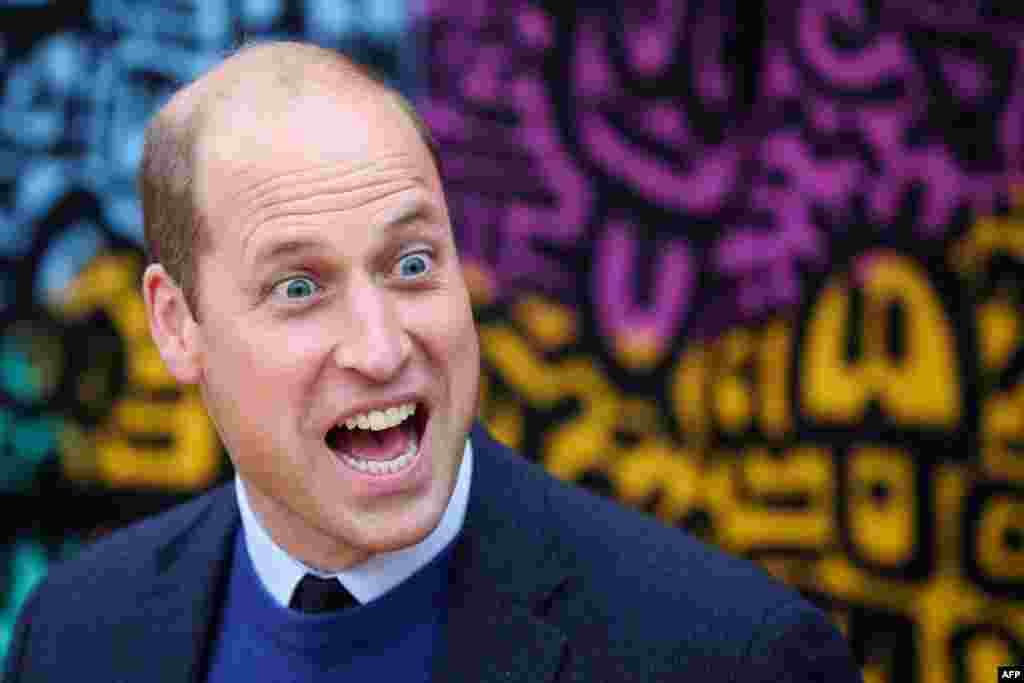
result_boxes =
[183,87,479,569]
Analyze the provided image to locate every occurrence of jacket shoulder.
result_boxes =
[38,484,232,595]
[478,434,855,679]
[536,463,803,615]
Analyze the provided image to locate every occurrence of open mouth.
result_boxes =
[325,402,428,476]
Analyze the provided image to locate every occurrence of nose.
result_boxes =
[332,278,411,382]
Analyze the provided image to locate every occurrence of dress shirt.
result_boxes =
[235,439,473,607]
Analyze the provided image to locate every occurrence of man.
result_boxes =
[3,42,862,682]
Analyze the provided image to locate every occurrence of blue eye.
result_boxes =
[397,252,431,279]
[275,276,319,300]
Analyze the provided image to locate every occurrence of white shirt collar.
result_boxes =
[236,439,473,607]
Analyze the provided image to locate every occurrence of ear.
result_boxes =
[142,263,203,384]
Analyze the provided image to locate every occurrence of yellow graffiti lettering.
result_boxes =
[845,446,920,569]
[480,324,564,407]
[711,329,755,435]
[724,447,833,551]
[740,446,832,505]
[978,299,1021,373]
[59,254,173,388]
[983,442,1024,485]
[802,252,960,427]
[975,494,1024,582]
[759,319,792,438]
[949,198,1024,275]
[478,323,625,480]
[477,369,525,450]
[983,381,1024,479]
[57,251,220,490]
[512,295,578,351]
[917,574,990,683]
[96,391,219,490]
[483,404,524,451]
[463,236,1022,683]
[670,342,710,444]
[964,632,1017,683]
[695,455,742,550]
[610,440,701,522]
[977,293,1024,481]
[542,359,621,481]
[702,319,793,440]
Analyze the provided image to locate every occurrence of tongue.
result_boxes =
[337,422,412,460]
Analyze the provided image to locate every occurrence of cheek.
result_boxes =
[202,319,330,405]
[411,295,480,386]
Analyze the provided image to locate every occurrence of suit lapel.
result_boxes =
[433,425,572,683]
[105,486,239,683]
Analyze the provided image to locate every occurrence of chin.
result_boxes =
[361,513,444,555]
[349,488,451,553]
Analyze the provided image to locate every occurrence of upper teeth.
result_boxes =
[342,403,416,431]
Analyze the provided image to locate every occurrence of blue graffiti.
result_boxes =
[0,410,59,493]
[0,536,81,654]
[35,221,106,302]
[0,540,46,655]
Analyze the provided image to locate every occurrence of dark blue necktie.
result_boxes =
[289,574,359,613]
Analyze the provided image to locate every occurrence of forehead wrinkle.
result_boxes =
[250,169,425,221]
[252,178,422,238]
[217,152,426,257]
[240,179,429,264]
[228,151,415,211]
[206,150,415,224]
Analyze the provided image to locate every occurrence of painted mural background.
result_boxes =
[419,2,1024,682]
[2,2,1023,682]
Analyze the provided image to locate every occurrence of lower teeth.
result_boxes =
[341,435,418,475]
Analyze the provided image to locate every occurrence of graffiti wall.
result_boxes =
[0,0,411,655]
[418,2,1023,683]
[1,1,1022,681]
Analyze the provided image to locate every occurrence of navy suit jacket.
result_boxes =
[3,425,861,682]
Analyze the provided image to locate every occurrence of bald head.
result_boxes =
[139,41,439,317]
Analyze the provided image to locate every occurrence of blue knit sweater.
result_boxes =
[205,531,453,682]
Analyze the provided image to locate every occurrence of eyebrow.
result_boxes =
[374,197,437,238]
[248,197,442,268]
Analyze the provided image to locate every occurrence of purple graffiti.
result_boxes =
[619,0,685,78]
[1002,43,1024,184]
[763,44,801,100]
[593,219,695,366]
[795,0,912,94]
[855,107,1001,233]
[571,12,742,215]
[714,221,823,319]
[710,125,859,317]
[420,0,591,302]
[786,0,1011,234]
[761,131,861,214]
[420,0,1021,334]
[938,52,989,100]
